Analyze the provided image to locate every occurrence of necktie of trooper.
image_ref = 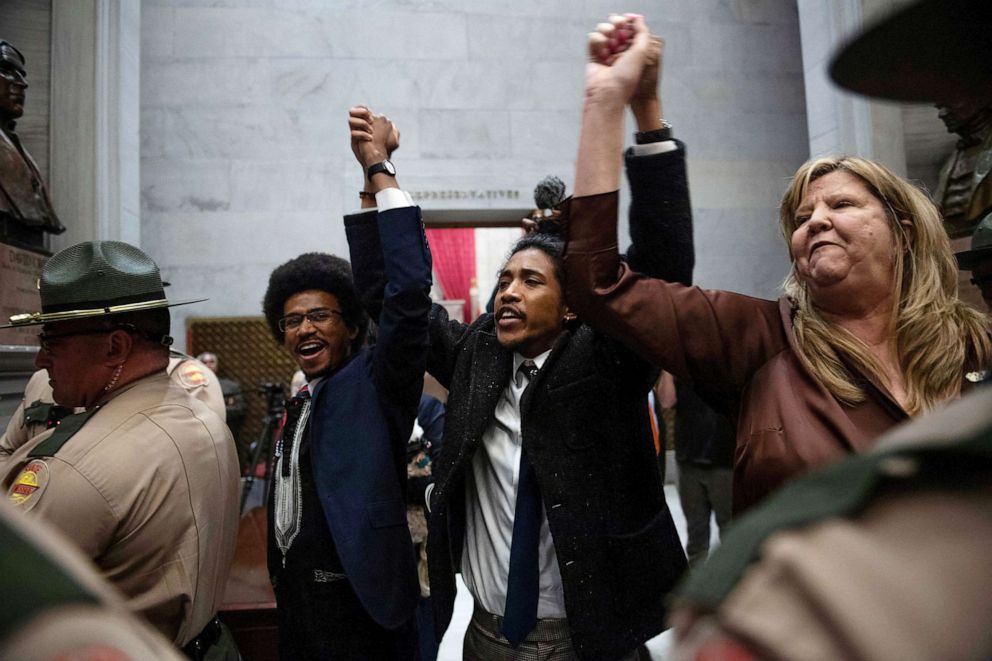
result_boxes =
[502,360,542,647]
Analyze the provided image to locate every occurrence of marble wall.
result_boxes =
[796,0,913,174]
[141,0,808,349]
[50,0,143,250]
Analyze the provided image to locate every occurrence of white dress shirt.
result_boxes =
[461,349,566,618]
[373,186,414,210]
[630,139,677,156]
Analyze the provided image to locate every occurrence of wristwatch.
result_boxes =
[366,160,396,181]
[634,119,673,144]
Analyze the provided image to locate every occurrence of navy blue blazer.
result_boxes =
[305,204,432,630]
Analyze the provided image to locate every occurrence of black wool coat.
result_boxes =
[346,144,694,660]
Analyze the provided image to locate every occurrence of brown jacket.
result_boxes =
[562,191,914,513]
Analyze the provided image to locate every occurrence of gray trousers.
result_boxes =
[463,603,639,661]
[676,462,733,565]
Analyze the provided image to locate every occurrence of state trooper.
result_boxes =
[0,240,241,659]
[0,498,186,661]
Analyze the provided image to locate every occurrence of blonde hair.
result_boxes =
[779,156,991,415]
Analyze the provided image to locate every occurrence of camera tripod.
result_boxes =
[240,382,286,513]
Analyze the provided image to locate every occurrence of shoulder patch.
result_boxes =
[8,459,50,510]
[176,361,208,389]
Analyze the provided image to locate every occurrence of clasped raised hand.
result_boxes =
[348,105,400,168]
[585,14,655,108]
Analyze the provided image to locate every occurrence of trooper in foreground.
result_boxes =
[0,240,241,659]
[0,498,187,661]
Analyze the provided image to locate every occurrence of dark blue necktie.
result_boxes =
[502,360,542,647]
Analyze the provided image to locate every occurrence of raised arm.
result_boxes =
[347,107,431,410]
[344,108,475,392]
[572,15,650,198]
[563,18,786,405]
[622,28,694,285]
[345,105,402,323]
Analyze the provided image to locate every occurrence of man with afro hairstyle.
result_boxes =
[260,108,431,660]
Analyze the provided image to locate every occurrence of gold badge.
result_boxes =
[8,459,49,510]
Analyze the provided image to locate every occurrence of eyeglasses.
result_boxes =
[37,323,137,353]
[278,309,344,332]
[38,328,112,352]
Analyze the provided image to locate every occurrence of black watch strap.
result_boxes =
[634,120,674,144]
[366,160,396,181]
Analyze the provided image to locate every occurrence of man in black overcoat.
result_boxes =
[347,32,693,661]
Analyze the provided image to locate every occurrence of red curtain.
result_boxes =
[425,228,476,322]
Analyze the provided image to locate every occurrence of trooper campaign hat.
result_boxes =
[955,213,992,270]
[829,0,992,103]
[2,240,204,328]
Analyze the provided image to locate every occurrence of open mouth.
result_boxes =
[296,340,326,359]
[496,306,524,329]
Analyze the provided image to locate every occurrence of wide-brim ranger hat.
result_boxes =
[2,240,205,328]
[829,0,992,103]
[956,213,992,270]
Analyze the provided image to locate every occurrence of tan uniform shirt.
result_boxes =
[0,369,55,460]
[0,500,184,661]
[1,356,226,462]
[672,388,992,661]
[710,488,992,661]
[1,371,240,646]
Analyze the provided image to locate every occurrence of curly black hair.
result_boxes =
[505,233,564,288]
[262,252,368,351]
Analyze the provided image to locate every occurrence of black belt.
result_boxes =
[181,616,223,660]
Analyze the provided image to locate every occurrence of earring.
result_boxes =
[104,362,125,392]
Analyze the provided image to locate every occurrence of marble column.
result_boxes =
[50,0,141,249]
[797,0,912,174]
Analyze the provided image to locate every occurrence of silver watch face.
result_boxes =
[368,160,397,180]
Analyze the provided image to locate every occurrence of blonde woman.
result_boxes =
[562,16,991,513]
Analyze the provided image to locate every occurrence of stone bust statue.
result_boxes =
[0,40,65,252]
[934,99,992,238]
